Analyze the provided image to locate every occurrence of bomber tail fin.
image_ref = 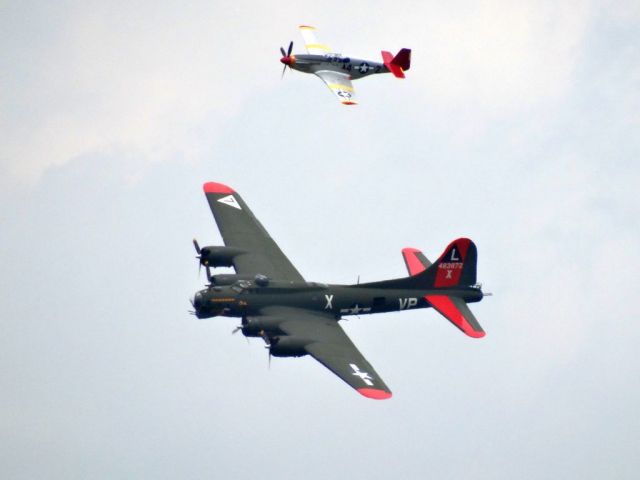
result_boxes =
[362,238,477,291]
[381,48,411,78]
[418,238,484,337]
[361,238,485,338]
[422,237,477,289]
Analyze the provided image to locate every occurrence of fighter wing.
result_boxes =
[298,25,332,54]
[202,182,304,282]
[314,70,357,105]
[266,307,391,399]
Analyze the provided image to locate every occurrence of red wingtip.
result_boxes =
[203,182,235,194]
[467,330,486,339]
[341,101,357,105]
[357,388,392,400]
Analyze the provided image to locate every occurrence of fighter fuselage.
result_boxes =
[281,53,389,79]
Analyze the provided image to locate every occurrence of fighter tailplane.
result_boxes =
[381,48,411,78]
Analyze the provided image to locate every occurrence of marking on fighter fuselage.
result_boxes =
[358,62,371,73]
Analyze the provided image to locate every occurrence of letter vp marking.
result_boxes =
[399,297,418,310]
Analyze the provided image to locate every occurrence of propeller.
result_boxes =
[205,265,212,284]
[231,325,251,345]
[193,238,214,281]
[264,345,273,370]
[193,238,203,276]
[280,41,294,78]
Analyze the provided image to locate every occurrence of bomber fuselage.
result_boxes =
[193,280,483,320]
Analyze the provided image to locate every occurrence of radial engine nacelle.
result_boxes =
[198,246,245,267]
[269,336,311,358]
[240,316,284,337]
[209,273,270,287]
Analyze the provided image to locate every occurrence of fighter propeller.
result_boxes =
[280,41,293,78]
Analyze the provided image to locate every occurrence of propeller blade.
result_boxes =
[206,265,212,283]
[193,238,201,255]
[232,326,242,335]
[281,64,287,79]
[264,345,272,370]
[280,46,286,57]
[287,40,293,56]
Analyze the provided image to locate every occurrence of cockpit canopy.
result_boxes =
[230,280,251,293]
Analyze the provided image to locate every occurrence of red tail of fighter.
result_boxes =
[381,48,411,78]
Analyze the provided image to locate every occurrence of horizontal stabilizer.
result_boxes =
[402,248,432,276]
[425,294,485,338]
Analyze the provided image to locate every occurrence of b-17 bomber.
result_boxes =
[191,182,487,399]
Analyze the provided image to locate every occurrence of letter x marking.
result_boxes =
[324,294,334,310]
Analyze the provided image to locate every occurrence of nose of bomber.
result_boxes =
[194,292,203,310]
[280,56,293,66]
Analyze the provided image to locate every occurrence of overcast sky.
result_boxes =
[1,1,639,478]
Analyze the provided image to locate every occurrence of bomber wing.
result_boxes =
[314,70,357,105]
[299,25,332,54]
[262,306,391,399]
[202,182,304,282]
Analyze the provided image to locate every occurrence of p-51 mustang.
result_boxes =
[279,25,411,105]
[191,182,487,399]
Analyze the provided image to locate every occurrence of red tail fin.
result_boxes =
[381,48,411,78]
